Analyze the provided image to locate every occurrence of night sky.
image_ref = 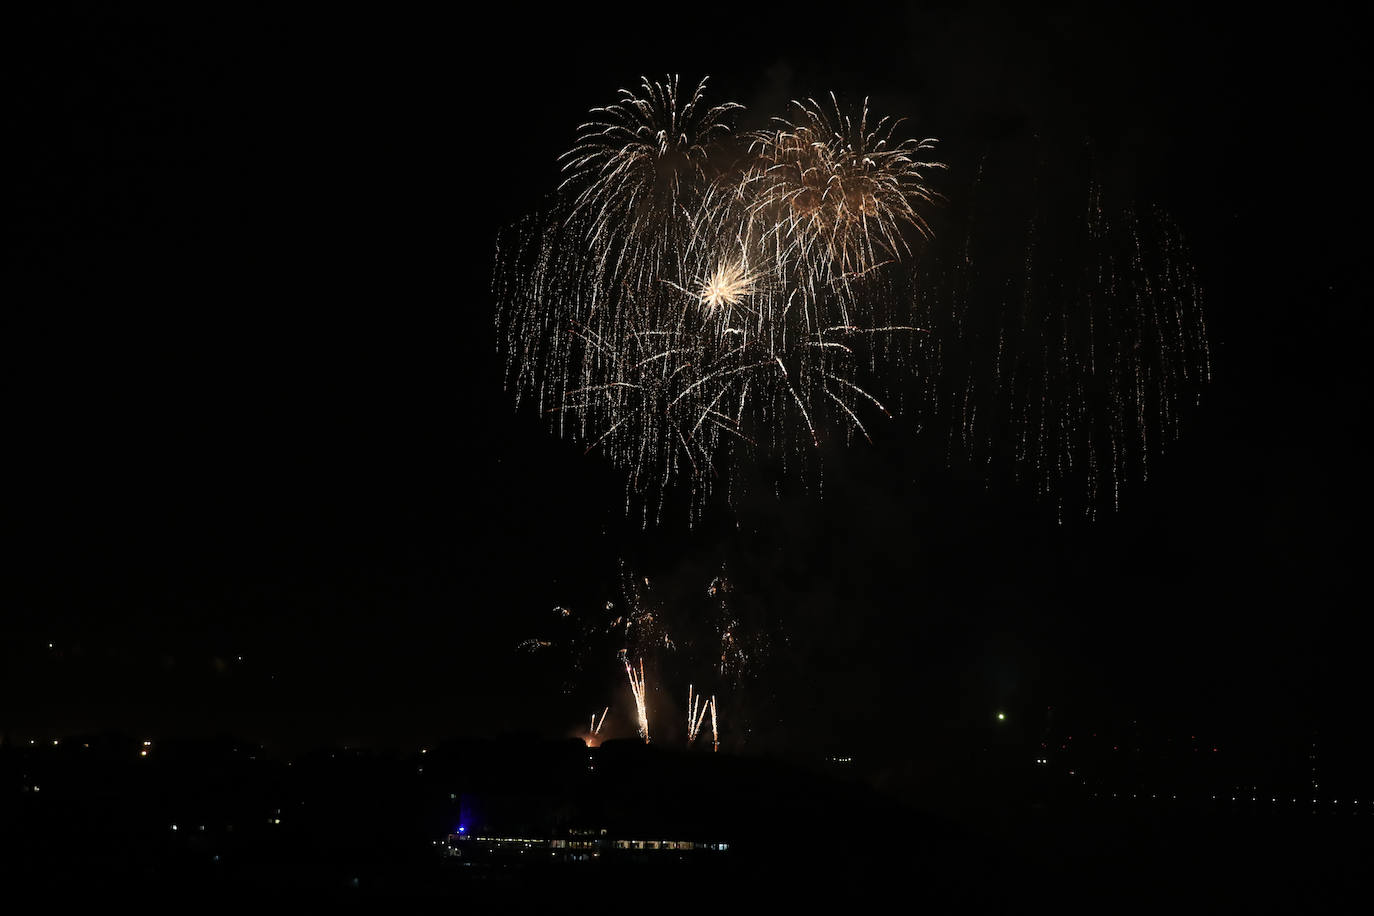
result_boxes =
[8,4,1369,786]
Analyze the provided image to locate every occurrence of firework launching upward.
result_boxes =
[687,685,708,746]
[517,564,776,751]
[626,658,650,743]
[496,76,945,522]
[710,696,718,753]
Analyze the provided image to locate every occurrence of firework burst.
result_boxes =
[742,93,946,290]
[693,257,762,313]
[559,75,743,289]
[497,76,944,522]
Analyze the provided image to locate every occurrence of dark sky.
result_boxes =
[7,4,1369,773]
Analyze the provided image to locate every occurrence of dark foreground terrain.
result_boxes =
[3,736,1368,908]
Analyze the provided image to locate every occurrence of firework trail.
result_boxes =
[496,75,944,522]
[518,562,777,750]
[920,142,1210,519]
[687,685,709,746]
[559,75,743,291]
[498,75,1210,521]
[590,706,608,738]
[710,695,719,753]
[625,658,650,743]
[741,94,946,293]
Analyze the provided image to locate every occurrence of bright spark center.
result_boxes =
[698,262,755,310]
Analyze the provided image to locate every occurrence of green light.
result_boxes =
[997,712,1006,721]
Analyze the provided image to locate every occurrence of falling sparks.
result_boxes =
[558,75,743,288]
[922,145,1210,518]
[496,75,944,523]
[614,564,678,664]
[498,73,1210,522]
[743,93,946,284]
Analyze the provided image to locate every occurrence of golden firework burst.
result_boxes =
[697,260,759,311]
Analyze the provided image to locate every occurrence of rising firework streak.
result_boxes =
[625,658,650,743]
[711,695,719,753]
[687,685,708,747]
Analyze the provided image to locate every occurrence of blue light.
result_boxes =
[457,826,466,834]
